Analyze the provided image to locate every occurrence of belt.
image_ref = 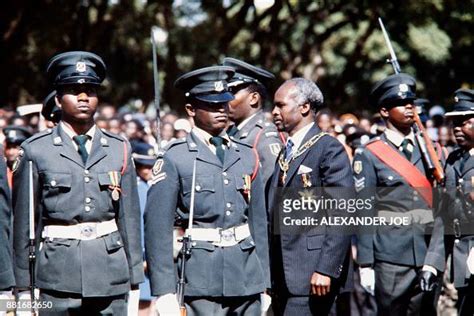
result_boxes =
[42,219,118,240]
[378,209,434,225]
[185,224,251,247]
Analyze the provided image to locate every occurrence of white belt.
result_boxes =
[378,209,434,225]
[186,224,251,247]
[42,219,118,240]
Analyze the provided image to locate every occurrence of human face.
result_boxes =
[185,100,228,136]
[228,85,257,124]
[56,84,98,124]
[380,100,415,131]
[272,82,309,136]
[4,143,20,165]
[451,115,474,149]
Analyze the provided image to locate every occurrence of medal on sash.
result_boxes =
[108,171,121,201]
[243,174,252,201]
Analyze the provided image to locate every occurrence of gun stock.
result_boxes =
[413,111,445,184]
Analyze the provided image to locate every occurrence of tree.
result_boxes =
[0,0,472,115]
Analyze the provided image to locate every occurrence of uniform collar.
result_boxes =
[384,128,415,147]
[60,121,96,142]
[192,126,230,146]
[287,122,314,151]
[237,112,258,130]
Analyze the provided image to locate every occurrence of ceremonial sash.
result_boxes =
[366,140,433,208]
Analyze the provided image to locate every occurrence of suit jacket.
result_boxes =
[0,156,14,290]
[145,131,270,297]
[425,148,474,288]
[231,111,283,186]
[12,125,144,296]
[268,124,353,296]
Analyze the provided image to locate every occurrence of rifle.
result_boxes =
[378,17,444,185]
[151,26,162,150]
[28,161,37,315]
[177,159,197,316]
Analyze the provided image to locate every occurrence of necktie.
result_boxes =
[73,135,89,163]
[400,138,412,161]
[210,136,226,163]
[227,125,239,137]
[285,139,294,161]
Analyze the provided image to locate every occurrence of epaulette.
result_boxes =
[354,147,364,155]
[231,138,253,149]
[23,129,52,144]
[101,129,125,142]
[163,138,187,152]
[366,136,381,145]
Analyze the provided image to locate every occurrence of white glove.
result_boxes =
[0,290,12,299]
[127,288,140,316]
[260,292,272,313]
[155,293,181,316]
[359,267,375,296]
[467,247,474,275]
[16,291,33,316]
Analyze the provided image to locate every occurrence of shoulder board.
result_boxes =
[163,138,187,151]
[231,138,253,149]
[101,129,125,142]
[365,136,381,145]
[23,129,52,144]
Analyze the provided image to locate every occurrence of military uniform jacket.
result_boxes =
[425,148,474,288]
[231,111,283,185]
[0,156,14,290]
[144,131,270,297]
[354,132,432,267]
[267,124,354,295]
[12,125,144,296]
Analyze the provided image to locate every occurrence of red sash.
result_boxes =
[366,140,433,208]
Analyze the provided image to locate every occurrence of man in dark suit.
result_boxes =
[421,88,474,315]
[145,66,270,316]
[12,51,144,315]
[268,78,353,315]
[223,57,283,186]
[353,73,436,315]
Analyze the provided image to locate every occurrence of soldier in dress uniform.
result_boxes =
[2,126,32,188]
[421,88,474,315]
[144,66,270,316]
[12,51,144,315]
[353,73,437,315]
[223,57,283,185]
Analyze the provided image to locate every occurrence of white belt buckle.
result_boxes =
[80,224,97,240]
[215,227,236,247]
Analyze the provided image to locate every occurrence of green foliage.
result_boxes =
[0,0,472,114]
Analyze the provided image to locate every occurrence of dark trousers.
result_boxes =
[38,289,126,315]
[457,281,474,316]
[374,261,436,316]
[184,295,260,316]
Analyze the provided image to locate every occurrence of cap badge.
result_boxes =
[454,96,459,102]
[399,84,408,92]
[214,81,224,92]
[76,61,87,73]
[78,79,85,84]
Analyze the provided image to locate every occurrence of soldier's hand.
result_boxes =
[419,266,438,292]
[310,272,331,296]
[359,267,375,296]
[155,293,181,316]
